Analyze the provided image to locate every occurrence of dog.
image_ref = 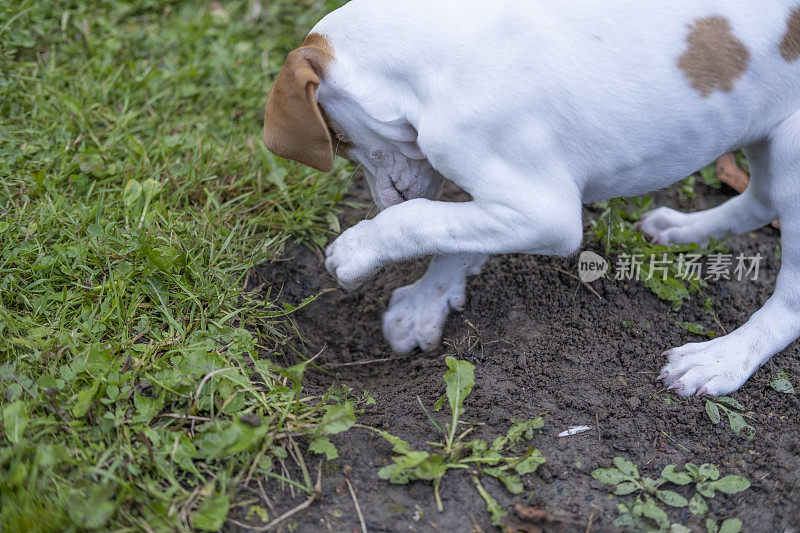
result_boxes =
[262,0,800,396]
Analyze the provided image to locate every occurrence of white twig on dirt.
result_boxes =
[558,426,593,437]
[346,477,367,533]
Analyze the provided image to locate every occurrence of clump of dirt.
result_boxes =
[243,179,800,532]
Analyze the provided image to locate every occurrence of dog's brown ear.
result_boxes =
[263,41,334,172]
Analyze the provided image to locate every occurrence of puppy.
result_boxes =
[263,0,800,396]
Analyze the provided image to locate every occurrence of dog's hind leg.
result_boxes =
[382,253,488,354]
[637,141,778,245]
[660,111,800,396]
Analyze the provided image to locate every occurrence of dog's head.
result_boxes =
[263,34,443,209]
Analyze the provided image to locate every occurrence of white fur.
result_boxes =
[308,0,800,396]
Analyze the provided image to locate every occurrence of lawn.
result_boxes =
[2,2,799,532]
[0,1,356,530]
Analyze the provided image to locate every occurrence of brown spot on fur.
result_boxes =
[262,33,335,171]
[780,7,800,62]
[678,17,750,97]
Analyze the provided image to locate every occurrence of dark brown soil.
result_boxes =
[241,179,800,532]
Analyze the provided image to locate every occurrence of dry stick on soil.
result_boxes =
[323,353,417,368]
[554,267,603,300]
[230,461,323,531]
[586,511,594,533]
[343,466,368,533]
[715,153,780,228]
[595,412,601,442]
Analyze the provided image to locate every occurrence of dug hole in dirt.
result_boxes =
[244,177,800,532]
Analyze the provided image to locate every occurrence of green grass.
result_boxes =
[0,0,356,530]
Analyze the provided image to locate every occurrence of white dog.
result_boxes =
[262,0,800,396]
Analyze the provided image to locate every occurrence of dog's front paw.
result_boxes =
[659,337,757,396]
[325,221,383,290]
[382,278,466,354]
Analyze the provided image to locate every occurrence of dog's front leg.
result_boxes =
[381,253,488,354]
[325,187,583,289]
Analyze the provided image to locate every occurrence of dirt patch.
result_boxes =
[240,179,800,532]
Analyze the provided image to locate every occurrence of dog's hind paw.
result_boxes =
[382,277,466,354]
[658,337,758,396]
[636,206,701,245]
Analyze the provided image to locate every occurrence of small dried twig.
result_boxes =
[344,466,367,533]
[554,267,603,300]
[323,353,415,368]
[231,462,322,531]
[595,412,601,442]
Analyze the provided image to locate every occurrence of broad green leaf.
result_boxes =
[707,519,720,533]
[711,475,750,495]
[325,212,340,233]
[696,481,715,498]
[700,163,722,188]
[277,361,307,391]
[613,513,638,530]
[514,448,546,475]
[309,436,338,460]
[72,379,100,417]
[699,463,720,481]
[719,518,743,533]
[671,524,692,533]
[146,245,181,273]
[685,463,700,478]
[662,465,692,485]
[637,499,669,528]
[705,400,721,424]
[379,451,434,484]
[484,468,524,494]
[123,179,142,208]
[2,401,28,444]
[725,411,755,440]
[592,468,630,484]
[642,477,660,490]
[770,378,795,394]
[319,402,355,435]
[411,454,448,481]
[444,356,475,419]
[689,493,708,515]
[613,457,639,479]
[141,178,162,200]
[657,489,689,507]
[715,396,744,410]
[494,416,544,451]
[192,492,230,531]
[432,394,447,411]
[370,428,412,455]
[225,419,269,454]
[378,464,409,484]
[246,505,270,524]
[614,482,639,495]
